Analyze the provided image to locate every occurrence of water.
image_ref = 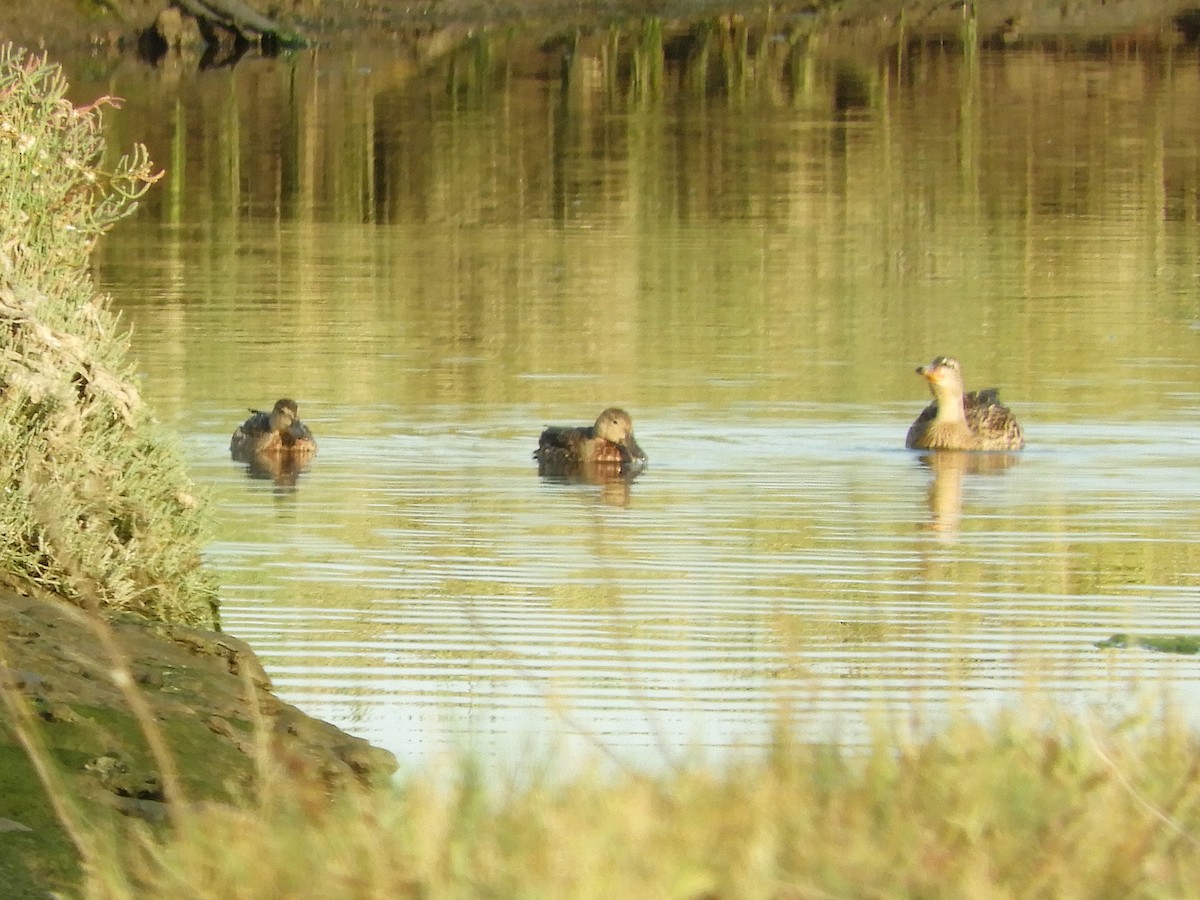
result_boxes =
[73,33,1200,768]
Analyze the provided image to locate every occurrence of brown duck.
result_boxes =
[905,357,1024,452]
[534,407,647,475]
[230,398,317,460]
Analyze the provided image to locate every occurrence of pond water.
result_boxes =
[71,29,1200,769]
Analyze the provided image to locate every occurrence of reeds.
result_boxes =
[8,590,1199,899]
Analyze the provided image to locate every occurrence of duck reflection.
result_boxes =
[919,450,1021,534]
[538,462,641,507]
[238,451,311,490]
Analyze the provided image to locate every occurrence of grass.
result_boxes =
[70,709,1200,899]
[0,45,217,627]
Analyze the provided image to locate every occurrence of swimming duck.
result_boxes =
[230,398,317,460]
[534,407,647,475]
[905,357,1024,451]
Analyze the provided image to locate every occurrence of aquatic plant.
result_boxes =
[0,45,217,627]
[1098,633,1200,655]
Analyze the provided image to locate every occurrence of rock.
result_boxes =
[39,701,80,724]
[0,666,42,689]
[134,666,165,688]
[109,795,171,824]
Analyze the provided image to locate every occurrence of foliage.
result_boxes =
[0,45,217,627]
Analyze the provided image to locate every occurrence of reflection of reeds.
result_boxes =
[719,16,748,99]
[961,0,980,59]
[97,39,1200,424]
[448,34,496,106]
[630,18,663,104]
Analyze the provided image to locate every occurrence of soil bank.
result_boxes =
[0,587,397,897]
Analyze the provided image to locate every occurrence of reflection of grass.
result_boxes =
[1098,633,1200,655]
[59,711,1200,896]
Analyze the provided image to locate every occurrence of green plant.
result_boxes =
[0,46,217,627]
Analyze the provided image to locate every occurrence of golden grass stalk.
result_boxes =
[63,706,1200,899]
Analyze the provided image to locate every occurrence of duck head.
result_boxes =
[268,398,300,434]
[916,356,966,403]
[593,407,647,466]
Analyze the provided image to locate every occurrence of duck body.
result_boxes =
[905,357,1024,452]
[534,407,647,476]
[230,398,317,460]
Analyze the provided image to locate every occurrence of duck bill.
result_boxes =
[621,434,648,468]
[918,365,948,386]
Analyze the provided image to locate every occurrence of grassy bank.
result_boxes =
[0,46,216,628]
[69,709,1199,898]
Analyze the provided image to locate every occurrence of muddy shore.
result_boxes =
[0,586,396,896]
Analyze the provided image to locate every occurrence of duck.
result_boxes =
[534,407,647,475]
[230,398,317,461]
[905,357,1024,451]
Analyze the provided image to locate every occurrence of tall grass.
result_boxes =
[76,709,1200,898]
[0,46,217,627]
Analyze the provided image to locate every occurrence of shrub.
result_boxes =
[0,45,218,628]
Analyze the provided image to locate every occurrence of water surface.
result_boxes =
[77,33,1200,767]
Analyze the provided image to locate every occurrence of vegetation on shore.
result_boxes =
[0,584,396,897]
[0,46,217,628]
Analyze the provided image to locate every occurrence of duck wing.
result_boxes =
[963,389,1024,450]
[534,425,590,459]
[230,409,273,456]
[905,400,939,448]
